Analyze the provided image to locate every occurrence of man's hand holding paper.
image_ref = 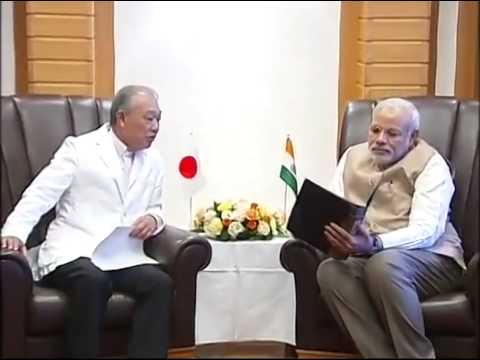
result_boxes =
[324,221,376,257]
[130,214,158,240]
[92,225,158,271]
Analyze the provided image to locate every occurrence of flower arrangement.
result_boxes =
[192,200,289,241]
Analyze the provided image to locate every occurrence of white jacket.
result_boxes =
[1,124,166,280]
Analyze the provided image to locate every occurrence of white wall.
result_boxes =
[435,1,458,96]
[115,1,341,228]
[1,0,15,95]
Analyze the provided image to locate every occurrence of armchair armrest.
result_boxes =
[280,238,326,273]
[144,225,212,276]
[280,239,358,352]
[1,249,34,357]
[143,225,212,348]
[465,252,478,316]
[280,238,333,349]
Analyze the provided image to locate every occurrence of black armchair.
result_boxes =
[280,96,479,358]
[1,95,212,358]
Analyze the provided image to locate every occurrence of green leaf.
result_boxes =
[218,229,231,241]
[237,231,250,240]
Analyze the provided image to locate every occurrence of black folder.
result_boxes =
[287,178,366,252]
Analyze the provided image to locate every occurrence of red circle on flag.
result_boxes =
[179,156,198,179]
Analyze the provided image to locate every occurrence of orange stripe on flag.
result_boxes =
[286,137,295,158]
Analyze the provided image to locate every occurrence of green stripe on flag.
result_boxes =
[280,165,298,196]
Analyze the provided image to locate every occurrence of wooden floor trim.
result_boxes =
[168,343,361,358]
[168,346,195,359]
[296,349,361,359]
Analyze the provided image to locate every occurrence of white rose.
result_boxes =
[231,209,245,222]
[228,221,245,239]
[204,217,223,237]
[193,217,203,230]
[195,208,206,220]
[221,210,234,221]
[204,209,217,222]
[257,220,271,236]
[193,208,206,229]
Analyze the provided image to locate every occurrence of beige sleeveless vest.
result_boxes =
[342,139,465,269]
[343,139,435,234]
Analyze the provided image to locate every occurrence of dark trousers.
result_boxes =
[41,257,172,358]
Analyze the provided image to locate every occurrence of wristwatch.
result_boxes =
[372,234,383,253]
[146,214,161,229]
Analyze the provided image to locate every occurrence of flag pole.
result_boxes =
[283,133,289,217]
[189,196,193,228]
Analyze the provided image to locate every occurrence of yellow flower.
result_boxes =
[217,201,234,212]
[246,208,259,221]
[258,204,272,218]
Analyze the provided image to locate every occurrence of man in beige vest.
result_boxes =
[316,98,465,358]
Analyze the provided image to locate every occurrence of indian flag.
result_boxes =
[280,136,298,196]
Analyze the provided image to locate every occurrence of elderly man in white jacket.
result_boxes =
[1,85,171,358]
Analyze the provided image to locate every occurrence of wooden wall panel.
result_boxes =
[362,86,427,99]
[359,19,430,41]
[29,61,93,82]
[359,42,429,63]
[93,1,114,98]
[357,64,429,85]
[338,1,363,128]
[357,2,436,99]
[27,38,94,60]
[361,1,431,18]
[455,1,479,99]
[15,1,113,97]
[27,15,94,38]
[29,83,93,95]
[26,1,94,15]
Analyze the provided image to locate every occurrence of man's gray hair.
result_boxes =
[110,85,158,125]
[373,98,420,131]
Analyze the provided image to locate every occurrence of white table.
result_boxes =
[195,237,296,345]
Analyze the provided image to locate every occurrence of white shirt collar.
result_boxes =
[109,126,133,159]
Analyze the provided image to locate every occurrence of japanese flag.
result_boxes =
[178,132,205,196]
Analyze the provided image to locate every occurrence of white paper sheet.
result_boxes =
[91,226,157,271]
